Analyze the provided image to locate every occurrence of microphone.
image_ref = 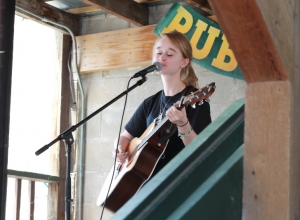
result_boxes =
[131,62,162,79]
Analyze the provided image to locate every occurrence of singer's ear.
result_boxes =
[180,58,190,68]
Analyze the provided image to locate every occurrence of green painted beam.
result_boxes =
[7,169,59,183]
[112,98,245,220]
[167,145,243,220]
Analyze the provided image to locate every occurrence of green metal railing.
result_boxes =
[112,99,245,220]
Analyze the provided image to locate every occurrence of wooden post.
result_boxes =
[56,34,73,220]
[208,0,300,219]
[243,82,291,219]
[0,0,15,219]
[29,181,35,220]
[14,179,22,220]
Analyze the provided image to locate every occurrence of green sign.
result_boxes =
[153,3,244,80]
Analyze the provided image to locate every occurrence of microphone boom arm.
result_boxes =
[35,76,148,156]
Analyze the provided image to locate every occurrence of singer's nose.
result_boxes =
[160,54,166,62]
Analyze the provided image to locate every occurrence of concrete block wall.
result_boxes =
[78,4,247,220]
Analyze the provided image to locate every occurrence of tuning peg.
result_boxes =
[192,104,196,108]
[198,100,203,105]
[205,98,210,103]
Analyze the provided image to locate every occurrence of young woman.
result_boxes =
[115,30,211,177]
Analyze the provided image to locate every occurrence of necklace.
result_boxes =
[156,91,173,125]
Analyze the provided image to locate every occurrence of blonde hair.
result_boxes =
[154,30,199,88]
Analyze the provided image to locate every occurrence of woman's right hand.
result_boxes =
[114,145,128,165]
[112,130,134,165]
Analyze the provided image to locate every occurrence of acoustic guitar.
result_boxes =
[97,82,216,213]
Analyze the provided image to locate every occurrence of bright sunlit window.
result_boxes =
[8,15,61,175]
[6,15,61,220]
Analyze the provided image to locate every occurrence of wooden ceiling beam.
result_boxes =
[134,0,162,2]
[184,0,218,23]
[16,0,80,35]
[68,5,101,14]
[82,0,149,26]
[208,0,288,83]
[185,0,213,14]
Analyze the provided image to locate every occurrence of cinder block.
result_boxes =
[83,172,100,203]
[85,109,101,141]
[85,140,114,172]
[80,13,137,35]
[100,109,134,141]
[82,203,113,220]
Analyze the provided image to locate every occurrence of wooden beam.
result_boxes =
[244,82,291,220]
[185,0,213,14]
[209,0,288,83]
[0,1,14,219]
[16,0,80,35]
[291,1,300,218]
[209,0,299,219]
[68,5,101,14]
[48,183,59,220]
[254,0,294,78]
[28,181,35,220]
[7,169,59,183]
[82,0,149,26]
[14,179,22,220]
[56,34,73,220]
[134,0,162,2]
[76,24,157,73]
[185,0,218,23]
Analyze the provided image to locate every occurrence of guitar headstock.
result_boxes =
[184,82,216,106]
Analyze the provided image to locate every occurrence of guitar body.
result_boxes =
[97,122,170,213]
[97,82,216,213]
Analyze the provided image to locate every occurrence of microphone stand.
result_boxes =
[35,76,148,220]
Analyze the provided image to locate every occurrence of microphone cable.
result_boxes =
[100,77,133,220]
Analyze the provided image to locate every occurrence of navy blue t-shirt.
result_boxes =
[125,87,212,176]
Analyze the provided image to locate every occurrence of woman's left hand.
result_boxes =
[166,102,188,126]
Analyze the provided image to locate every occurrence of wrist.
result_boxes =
[177,119,189,127]
[178,125,193,139]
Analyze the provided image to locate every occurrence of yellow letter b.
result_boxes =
[212,35,238,72]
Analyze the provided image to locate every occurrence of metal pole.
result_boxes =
[0,0,16,219]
